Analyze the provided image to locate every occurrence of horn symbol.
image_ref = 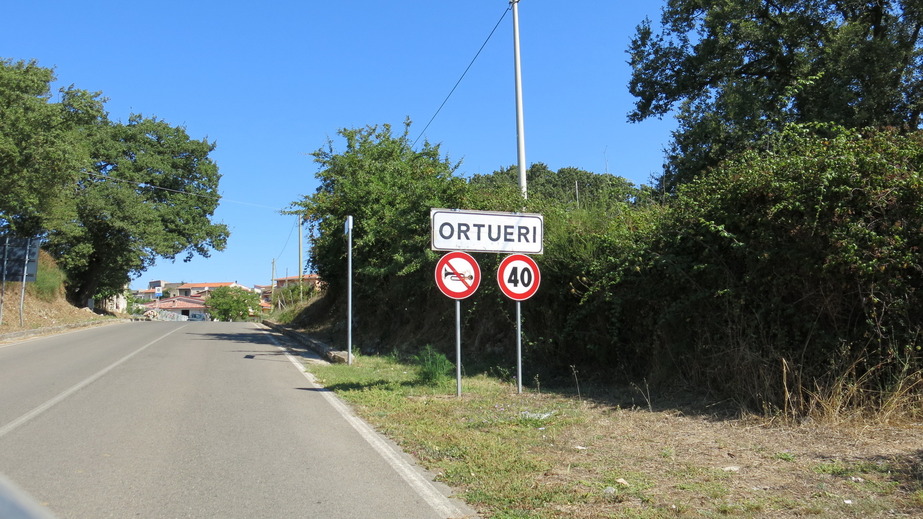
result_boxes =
[443,268,471,282]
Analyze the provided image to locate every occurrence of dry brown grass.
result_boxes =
[536,398,923,518]
[311,356,923,518]
[0,281,110,336]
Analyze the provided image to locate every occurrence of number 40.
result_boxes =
[506,265,533,288]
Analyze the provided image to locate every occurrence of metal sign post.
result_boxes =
[1,236,7,326]
[511,0,527,199]
[346,215,354,365]
[0,237,40,327]
[19,238,30,327]
[455,300,462,396]
[497,254,541,394]
[435,252,481,396]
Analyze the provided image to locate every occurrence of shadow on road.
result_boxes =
[193,328,323,363]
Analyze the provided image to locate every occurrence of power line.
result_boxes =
[411,6,511,149]
[275,218,298,261]
[83,172,284,211]
[84,170,300,269]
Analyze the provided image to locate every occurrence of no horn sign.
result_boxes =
[431,209,543,254]
[435,251,481,299]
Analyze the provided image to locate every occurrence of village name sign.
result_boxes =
[430,208,544,255]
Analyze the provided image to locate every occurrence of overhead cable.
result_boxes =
[411,6,511,149]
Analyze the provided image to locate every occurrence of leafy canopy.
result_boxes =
[290,120,467,343]
[628,0,923,189]
[0,59,105,235]
[0,59,229,304]
[292,120,465,293]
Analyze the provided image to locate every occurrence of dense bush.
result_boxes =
[295,122,922,415]
[609,125,923,412]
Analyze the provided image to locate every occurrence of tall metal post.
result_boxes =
[1,236,8,326]
[346,216,354,365]
[298,215,304,301]
[511,0,528,199]
[19,238,29,327]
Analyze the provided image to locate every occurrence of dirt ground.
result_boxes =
[538,394,923,517]
[0,281,109,335]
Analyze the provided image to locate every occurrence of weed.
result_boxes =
[631,379,653,412]
[774,451,797,462]
[570,365,581,400]
[488,365,515,386]
[414,345,454,386]
[31,254,67,302]
[814,460,891,477]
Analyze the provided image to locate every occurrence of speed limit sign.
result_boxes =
[497,254,541,301]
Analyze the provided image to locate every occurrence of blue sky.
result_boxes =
[2,1,674,290]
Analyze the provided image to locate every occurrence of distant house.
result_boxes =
[135,288,158,301]
[135,280,182,300]
[274,274,322,291]
[143,296,209,321]
[176,282,248,297]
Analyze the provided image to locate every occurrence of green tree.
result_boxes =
[291,120,466,344]
[0,59,104,235]
[469,163,637,210]
[46,115,229,305]
[0,59,228,305]
[206,286,260,321]
[628,0,923,190]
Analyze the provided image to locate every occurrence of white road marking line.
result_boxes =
[0,325,188,440]
[259,326,467,519]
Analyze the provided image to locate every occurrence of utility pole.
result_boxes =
[511,0,527,199]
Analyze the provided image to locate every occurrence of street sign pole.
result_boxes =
[456,300,462,397]
[346,215,354,365]
[516,301,522,394]
[1,236,7,326]
[435,251,481,397]
[497,254,541,395]
[19,238,30,327]
[511,0,527,199]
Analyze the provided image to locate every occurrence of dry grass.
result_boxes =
[309,356,923,518]
[0,281,106,332]
[0,252,112,337]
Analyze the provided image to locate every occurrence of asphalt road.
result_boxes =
[0,321,473,518]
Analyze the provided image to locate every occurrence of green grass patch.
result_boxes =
[813,460,892,477]
[30,252,67,302]
[309,355,588,517]
[413,345,454,386]
[773,451,796,462]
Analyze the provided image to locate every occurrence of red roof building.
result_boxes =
[176,282,246,297]
[143,296,209,320]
